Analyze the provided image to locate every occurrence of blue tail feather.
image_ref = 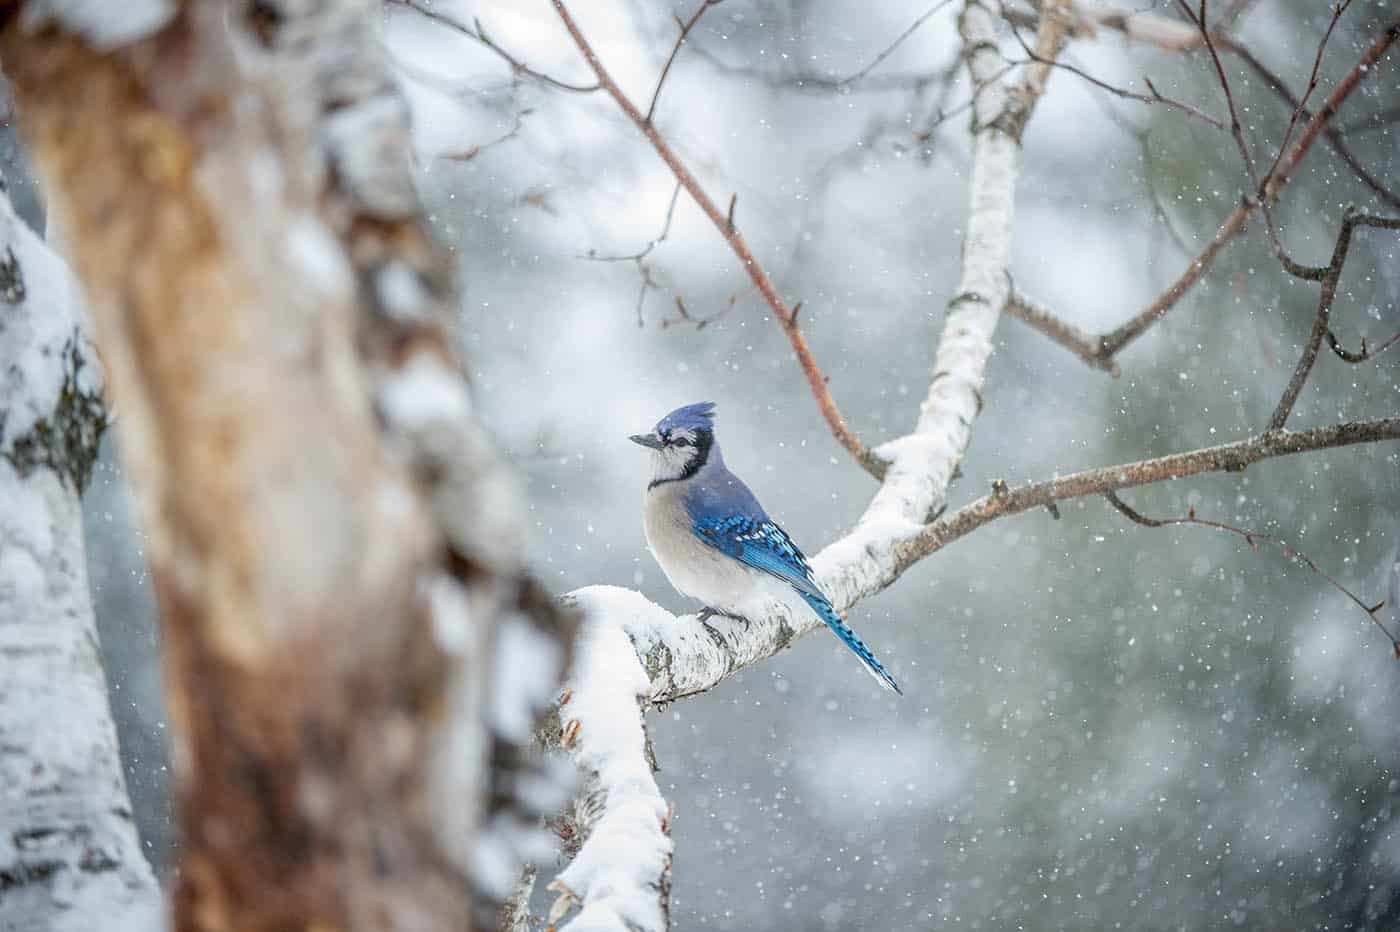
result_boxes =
[798,591,902,695]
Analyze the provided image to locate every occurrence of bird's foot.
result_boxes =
[698,606,750,627]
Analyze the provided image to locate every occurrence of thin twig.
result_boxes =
[1005,26,1225,129]
[836,0,957,87]
[390,0,601,93]
[1176,0,1261,190]
[1222,34,1400,211]
[438,107,532,162]
[1267,211,1400,430]
[682,0,956,94]
[552,0,885,477]
[1326,330,1400,364]
[1004,285,1121,375]
[1103,491,1397,651]
[1096,20,1400,358]
[646,0,721,123]
[582,183,684,327]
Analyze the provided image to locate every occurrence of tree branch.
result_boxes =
[545,598,673,932]
[551,0,885,477]
[390,0,601,93]
[541,0,1070,922]
[1004,285,1120,375]
[1103,491,1398,650]
[1096,19,1399,358]
[1267,211,1400,430]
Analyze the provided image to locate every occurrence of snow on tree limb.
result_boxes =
[549,588,673,932]
[542,5,1069,925]
[0,188,163,931]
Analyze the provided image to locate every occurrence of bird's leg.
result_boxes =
[698,606,750,627]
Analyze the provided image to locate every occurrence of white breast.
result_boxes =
[643,482,768,614]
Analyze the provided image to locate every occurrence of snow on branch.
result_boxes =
[548,588,673,932]
[0,187,162,930]
[541,5,1069,924]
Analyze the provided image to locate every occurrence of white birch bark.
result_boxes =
[545,4,1071,927]
[0,188,162,931]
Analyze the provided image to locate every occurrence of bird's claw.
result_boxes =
[698,607,749,627]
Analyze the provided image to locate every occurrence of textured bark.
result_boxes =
[0,189,161,930]
[1,3,570,929]
[541,4,1070,926]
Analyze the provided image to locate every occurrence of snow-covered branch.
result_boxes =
[546,589,673,932]
[542,3,1068,925]
[0,188,162,930]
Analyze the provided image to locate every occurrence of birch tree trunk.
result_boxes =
[0,185,162,931]
[1,3,571,929]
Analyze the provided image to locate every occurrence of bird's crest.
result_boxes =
[656,401,717,435]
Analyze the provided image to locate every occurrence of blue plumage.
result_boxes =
[633,403,902,695]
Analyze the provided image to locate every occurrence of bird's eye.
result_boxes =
[673,437,691,448]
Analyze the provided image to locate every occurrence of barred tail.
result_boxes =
[799,592,902,695]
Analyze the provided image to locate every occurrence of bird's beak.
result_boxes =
[629,432,664,450]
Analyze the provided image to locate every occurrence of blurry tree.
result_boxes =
[0,0,1397,931]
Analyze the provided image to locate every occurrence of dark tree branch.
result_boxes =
[1004,286,1120,375]
[646,0,722,123]
[1326,329,1400,364]
[1267,211,1400,430]
[1104,491,1398,651]
[1096,19,1399,358]
[1221,35,1400,211]
[551,0,886,477]
[1175,0,1261,190]
[898,417,1400,572]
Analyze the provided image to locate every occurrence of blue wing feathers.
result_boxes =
[690,512,902,694]
[693,515,823,599]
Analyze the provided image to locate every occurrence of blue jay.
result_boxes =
[630,402,901,694]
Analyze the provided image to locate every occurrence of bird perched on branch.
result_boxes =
[630,402,901,694]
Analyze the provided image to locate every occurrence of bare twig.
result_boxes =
[1223,36,1400,211]
[837,0,957,87]
[683,0,956,94]
[1103,491,1397,651]
[662,294,738,330]
[552,0,885,476]
[390,0,600,93]
[1097,20,1400,358]
[1267,211,1400,430]
[646,0,721,123]
[1005,26,1225,129]
[1326,330,1400,364]
[1175,0,1261,190]
[438,107,531,162]
[1004,286,1120,375]
[582,183,682,326]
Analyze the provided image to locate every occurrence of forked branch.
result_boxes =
[552,0,885,477]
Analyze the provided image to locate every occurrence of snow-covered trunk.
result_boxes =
[0,3,571,930]
[0,189,162,930]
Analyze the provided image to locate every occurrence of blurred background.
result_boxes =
[51,0,1400,928]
